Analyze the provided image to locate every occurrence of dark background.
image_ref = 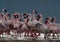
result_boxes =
[0,0,60,23]
[0,40,60,42]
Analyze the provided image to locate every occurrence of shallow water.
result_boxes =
[0,32,60,40]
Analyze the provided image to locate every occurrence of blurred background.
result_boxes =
[0,0,60,22]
